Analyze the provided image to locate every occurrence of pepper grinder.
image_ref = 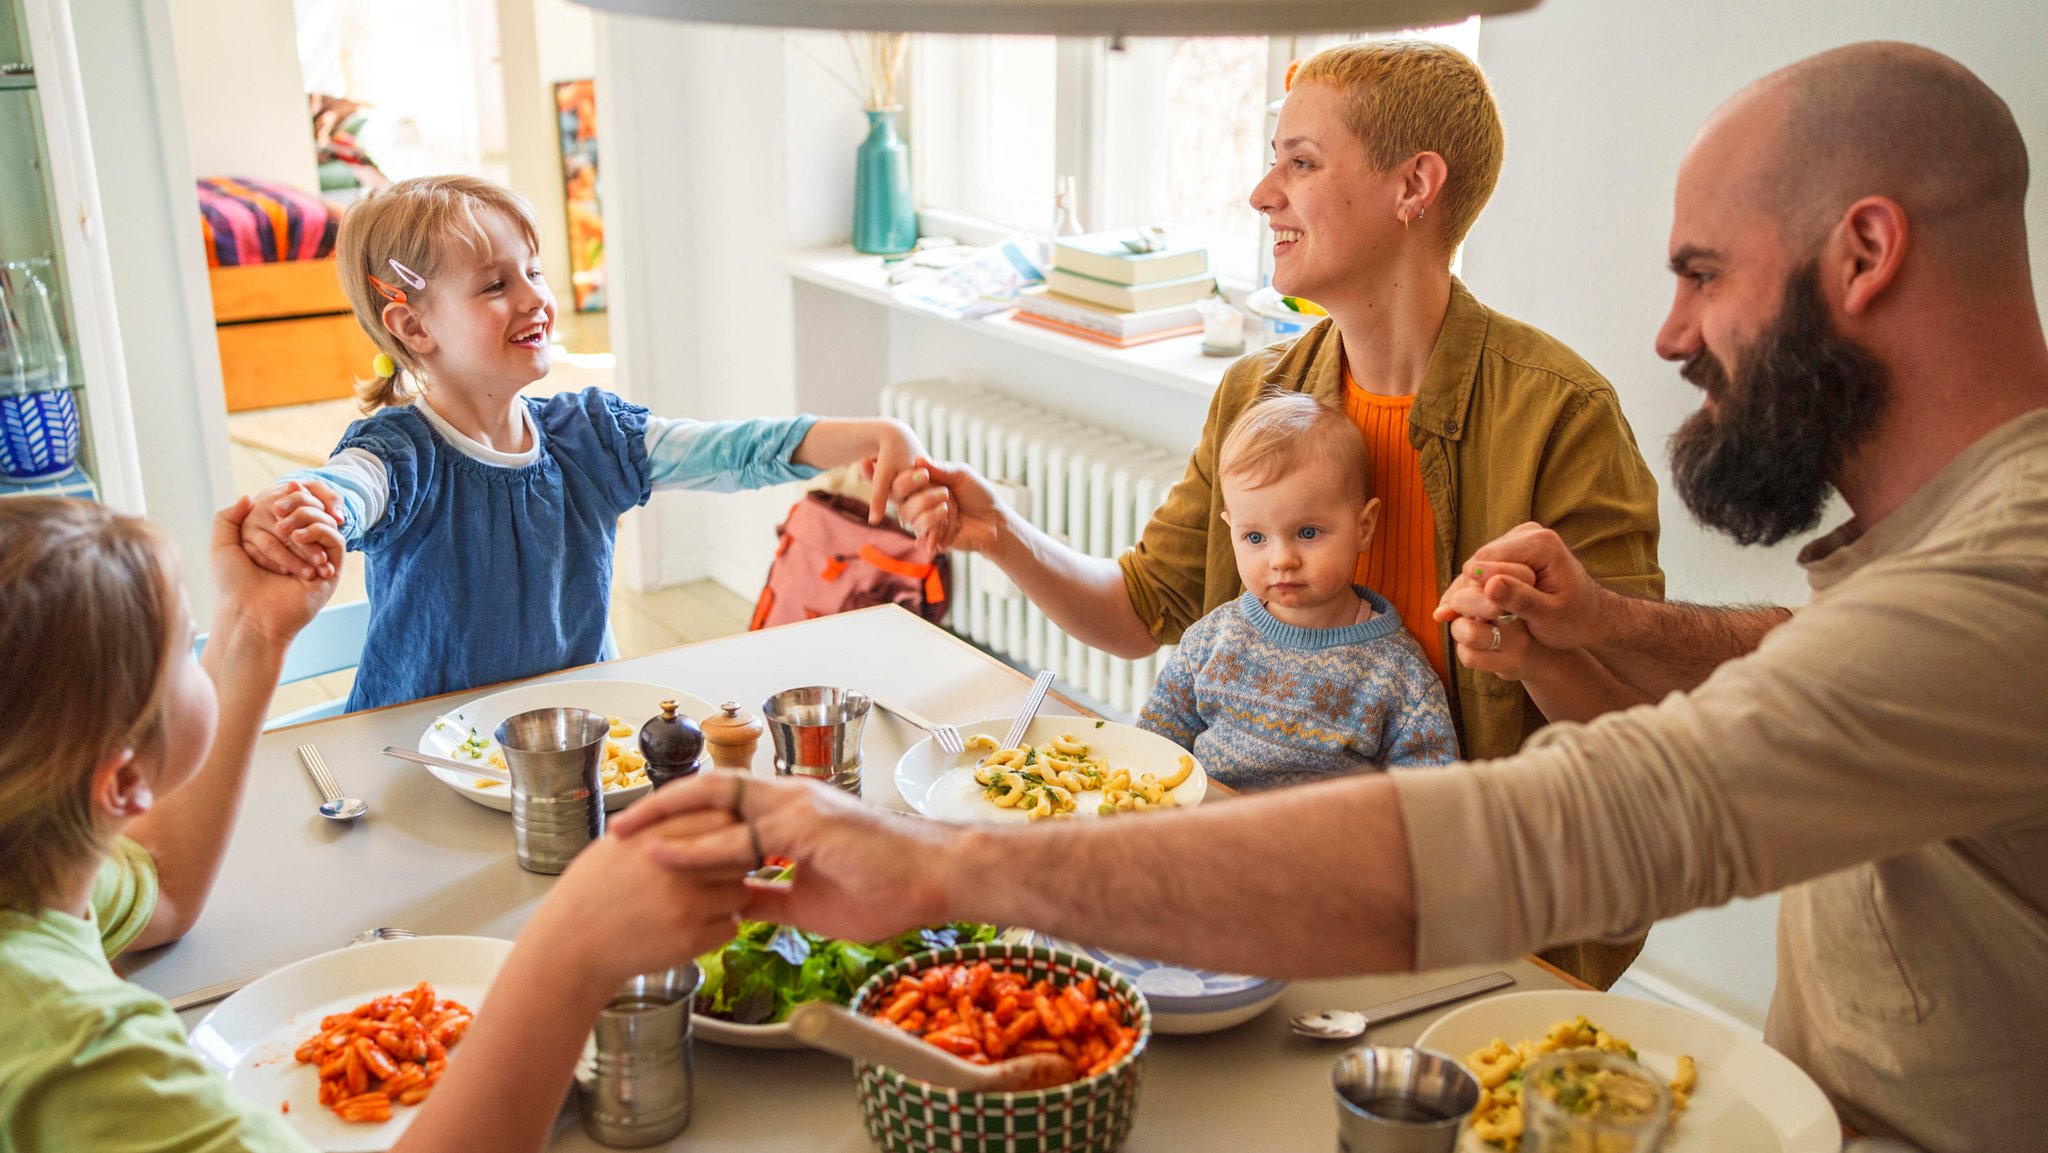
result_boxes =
[701,701,765,771]
[638,700,704,788]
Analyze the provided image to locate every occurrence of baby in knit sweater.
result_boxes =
[1138,392,1457,791]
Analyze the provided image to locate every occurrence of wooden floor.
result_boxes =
[228,436,754,722]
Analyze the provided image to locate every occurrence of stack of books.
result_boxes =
[1011,231,1216,349]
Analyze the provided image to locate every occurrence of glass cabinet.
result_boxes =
[0,0,140,504]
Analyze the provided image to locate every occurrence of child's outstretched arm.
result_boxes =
[790,417,926,525]
[124,497,340,950]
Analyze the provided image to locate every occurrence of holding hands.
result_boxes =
[887,460,1006,555]
[240,478,347,581]
[609,771,952,946]
[1433,522,1650,723]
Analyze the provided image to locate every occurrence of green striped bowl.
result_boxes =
[847,941,1152,1153]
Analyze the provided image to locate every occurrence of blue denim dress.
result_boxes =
[320,388,815,711]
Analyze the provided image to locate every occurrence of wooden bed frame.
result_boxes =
[209,258,378,412]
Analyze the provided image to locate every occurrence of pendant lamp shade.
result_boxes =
[570,0,1537,35]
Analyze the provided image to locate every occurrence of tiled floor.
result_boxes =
[227,437,755,724]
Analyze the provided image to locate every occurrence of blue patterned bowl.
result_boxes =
[0,388,81,480]
[1049,938,1287,1035]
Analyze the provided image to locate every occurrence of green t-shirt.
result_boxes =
[0,839,315,1153]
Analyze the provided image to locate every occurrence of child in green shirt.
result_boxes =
[0,497,749,1153]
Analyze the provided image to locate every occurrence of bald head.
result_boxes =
[1714,42,2030,276]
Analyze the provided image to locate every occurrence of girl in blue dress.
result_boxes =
[239,175,943,711]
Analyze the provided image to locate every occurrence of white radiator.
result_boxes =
[882,380,1185,717]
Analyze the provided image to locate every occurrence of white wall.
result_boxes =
[164,0,316,190]
[1461,0,2048,1031]
[73,0,237,618]
[499,0,594,291]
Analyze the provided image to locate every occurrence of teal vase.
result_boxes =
[852,107,917,255]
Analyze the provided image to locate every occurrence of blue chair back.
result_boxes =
[197,603,619,731]
[194,600,370,730]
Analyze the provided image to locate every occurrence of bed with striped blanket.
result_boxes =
[199,178,371,411]
[197,177,342,267]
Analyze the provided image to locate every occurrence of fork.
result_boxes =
[872,697,965,755]
[1001,669,1059,750]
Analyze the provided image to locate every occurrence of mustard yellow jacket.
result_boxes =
[1117,281,1664,985]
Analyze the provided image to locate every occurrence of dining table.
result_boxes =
[125,603,1579,1151]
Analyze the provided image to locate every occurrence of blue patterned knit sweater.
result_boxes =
[1138,587,1458,792]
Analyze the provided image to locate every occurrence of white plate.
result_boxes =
[1414,990,1840,1153]
[418,680,716,812]
[189,936,513,1152]
[692,1015,804,1050]
[894,716,1206,823]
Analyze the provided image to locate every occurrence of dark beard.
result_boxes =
[1669,262,1890,547]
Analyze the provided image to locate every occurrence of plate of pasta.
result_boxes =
[1414,990,1839,1153]
[419,680,716,813]
[189,934,511,1151]
[894,715,1206,824]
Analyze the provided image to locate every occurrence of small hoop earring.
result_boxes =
[1401,214,1410,230]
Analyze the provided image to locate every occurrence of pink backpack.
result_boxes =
[750,492,950,630]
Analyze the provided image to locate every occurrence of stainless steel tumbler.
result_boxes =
[1331,1045,1481,1153]
[762,686,870,794]
[495,706,608,874]
[575,965,701,1147]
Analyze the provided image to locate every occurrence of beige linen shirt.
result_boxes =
[1392,409,2048,1151]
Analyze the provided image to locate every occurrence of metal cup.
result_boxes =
[762,686,870,794]
[495,707,609,875]
[1332,1045,1480,1153]
[575,965,701,1148]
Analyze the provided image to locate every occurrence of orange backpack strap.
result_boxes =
[858,544,946,605]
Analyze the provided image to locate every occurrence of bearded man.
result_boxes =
[616,41,2048,1152]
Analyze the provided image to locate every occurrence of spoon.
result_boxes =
[382,745,513,782]
[1289,970,1517,1040]
[790,1002,1077,1091]
[297,744,368,822]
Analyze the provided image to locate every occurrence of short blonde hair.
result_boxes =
[1291,39,1505,256]
[1220,392,1373,499]
[0,498,180,914]
[335,175,544,411]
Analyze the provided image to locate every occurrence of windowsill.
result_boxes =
[781,246,1238,398]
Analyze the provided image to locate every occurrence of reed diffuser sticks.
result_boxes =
[845,32,910,109]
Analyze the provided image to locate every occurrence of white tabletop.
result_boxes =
[124,604,1569,1151]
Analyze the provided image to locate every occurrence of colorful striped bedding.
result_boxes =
[197,177,343,268]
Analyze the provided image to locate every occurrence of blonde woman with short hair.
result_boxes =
[901,41,1662,988]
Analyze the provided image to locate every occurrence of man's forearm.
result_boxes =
[1589,595,1791,698]
[941,774,1416,977]
[986,506,1158,659]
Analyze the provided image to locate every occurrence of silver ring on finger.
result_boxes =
[1489,623,1503,652]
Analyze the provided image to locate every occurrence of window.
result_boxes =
[913,19,1482,286]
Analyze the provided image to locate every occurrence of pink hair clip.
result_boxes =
[386,258,426,290]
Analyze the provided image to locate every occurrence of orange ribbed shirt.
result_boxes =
[1344,371,1447,682]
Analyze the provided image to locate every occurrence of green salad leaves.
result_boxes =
[695,920,1001,1025]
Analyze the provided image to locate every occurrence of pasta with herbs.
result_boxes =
[966,734,1194,820]
[1464,1016,1696,1151]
